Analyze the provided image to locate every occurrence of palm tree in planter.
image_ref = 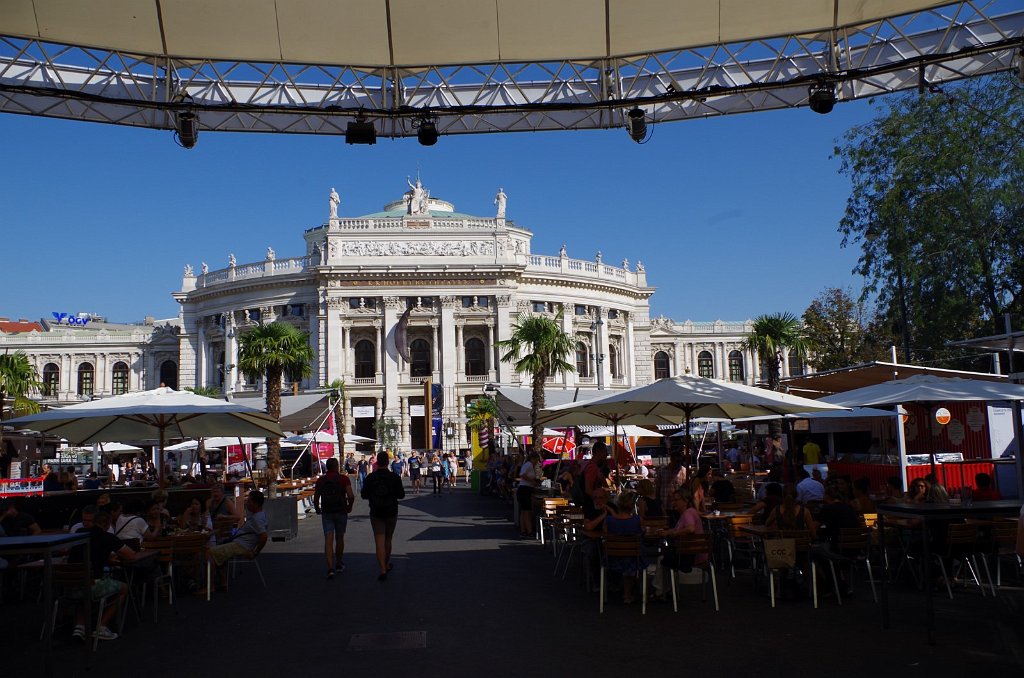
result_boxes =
[466,395,499,460]
[497,311,575,455]
[238,322,313,481]
[0,350,41,464]
[323,379,347,461]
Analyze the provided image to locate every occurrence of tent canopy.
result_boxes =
[819,374,1024,408]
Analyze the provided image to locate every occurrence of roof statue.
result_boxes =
[266,247,275,261]
[494,187,507,218]
[406,176,430,215]
[329,187,340,218]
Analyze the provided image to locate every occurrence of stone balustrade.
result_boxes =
[198,256,311,287]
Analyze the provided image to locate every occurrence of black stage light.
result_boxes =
[627,108,646,143]
[417,120,438,146]
[808,82,836,114]
[175,111,199,149]
[346,116,377,144]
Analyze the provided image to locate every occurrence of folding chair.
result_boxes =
[600,535,646,614]
[668,533,719,612]
[43,563,116,651]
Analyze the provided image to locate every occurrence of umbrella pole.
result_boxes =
[158,427,166,488]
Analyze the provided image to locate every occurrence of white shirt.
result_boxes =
[796,477,825,503]
[519,461,538,487]
[114,514,150,542]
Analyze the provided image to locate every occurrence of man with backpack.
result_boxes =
[314,457,355,579]
[361,452,405,581]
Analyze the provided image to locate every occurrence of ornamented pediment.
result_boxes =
[341,240,495,257]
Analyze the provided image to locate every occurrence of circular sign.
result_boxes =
[934,407,952,426]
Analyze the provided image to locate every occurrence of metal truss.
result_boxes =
[0,1,1021,139]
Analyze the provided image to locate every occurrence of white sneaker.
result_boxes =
[72,625,85,640]
[93,626,119,641]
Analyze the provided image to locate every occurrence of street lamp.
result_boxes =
[590,311,605,389]
[445,421,456,453]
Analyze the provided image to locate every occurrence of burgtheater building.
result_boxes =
[4,179,806,449]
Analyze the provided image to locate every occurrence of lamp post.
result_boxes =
[590,310,606,390]
[445,420,456,455]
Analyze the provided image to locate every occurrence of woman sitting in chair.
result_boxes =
[766,484,816,536]
[651,488,705,600]
[604,491,645,604]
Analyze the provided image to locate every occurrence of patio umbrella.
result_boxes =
[586,425,663,438]
[7,387,283,486]
[285,431,376,444]
[540,375,847,454]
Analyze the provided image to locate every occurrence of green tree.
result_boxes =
[835,74,1024,366]
[802,287,892,371]
[497,311,575,454]
[238,322,314,477]
[742,312,808,391]
[466,396,498,454]
[323,379,347,461]
[0,350,42,459]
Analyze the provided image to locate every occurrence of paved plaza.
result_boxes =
[3,483,1023,678]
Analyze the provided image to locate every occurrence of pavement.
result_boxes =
[3,480,1024,678]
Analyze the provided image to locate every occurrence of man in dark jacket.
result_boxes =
[361,452,405,581]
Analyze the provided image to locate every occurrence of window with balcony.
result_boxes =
[698,351,714,378]
[78,362,94,397]
[410,338,431,377]
[354,340,376,379]
[728,351,745,382]
[42,363,59,397]
[654,351,671,380]
[465,338,486,376]
[112,361,130,395]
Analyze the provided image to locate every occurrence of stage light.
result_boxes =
[627,108,647,143]
[808,81,836,114]
[175,111,199,149]
[417,120,438,146]
[345,113,376,145]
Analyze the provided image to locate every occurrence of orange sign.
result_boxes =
[934,407,951,426]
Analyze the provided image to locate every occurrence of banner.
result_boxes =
[315,413,337,460]
[431,416,442,450]
[226,444,250,475]
[0,476,44,497]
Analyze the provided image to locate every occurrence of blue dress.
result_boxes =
[604,514,646,574]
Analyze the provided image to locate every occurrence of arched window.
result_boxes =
[159,360,178,390]
[697,351,714,378]
[576,342,590,378]
[354,340,376,379]
[77,362,94,397]
[654,351,671,379]
[410,338,431,377]
[42,363,59,397]
[788,352,805,377]
[111,361,130,395]
[608,345,620,378]
[465,338,486,376]
[728,350,745,382]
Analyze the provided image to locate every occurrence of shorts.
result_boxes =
[210,541,250,566]
[91,577,125,599]
[321,511,348,535]
[370,515,398,538]
[410,469,421,480]
[516,485,534,510]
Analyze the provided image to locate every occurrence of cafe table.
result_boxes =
[877,500,1022,645]
[0,533,91,677]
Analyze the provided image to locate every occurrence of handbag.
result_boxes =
[764,537,796,569]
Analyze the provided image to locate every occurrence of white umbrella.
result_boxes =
[7,387,283,485]
[97,442,143,453]
[286,432,376,444]
[511,425,565,437]
[586,425,663,438]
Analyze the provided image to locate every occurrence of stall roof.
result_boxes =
[948,330,1024,354]
[779,361,1005,397]
[232,393,330,433]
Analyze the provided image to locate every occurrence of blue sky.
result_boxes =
[0,98,881,325]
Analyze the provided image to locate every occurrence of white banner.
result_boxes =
[352,405,375,418]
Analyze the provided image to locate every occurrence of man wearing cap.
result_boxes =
[360,452,405,581]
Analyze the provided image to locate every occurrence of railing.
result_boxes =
[352,377,378,385]
[199,256,311,287]
[0,330,155,345]
[575,376,596,384]
[525,255,640,286]
[306,216,509,232]
[465,375,488,382]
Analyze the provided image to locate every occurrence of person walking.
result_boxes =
[408,452,423,495]
[361,452,405,581]
[314,457,355,578]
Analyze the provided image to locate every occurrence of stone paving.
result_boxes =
[3,482,1023,677]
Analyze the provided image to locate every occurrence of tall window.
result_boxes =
[354,340,376,378]
[77,362,94,397]
[788,353,805,377]
[159,360,178,390]
[608,345,620,378]
[465,338,486,376]
[42,363,59,397]
[576,342,590,377]
[697,351,714,378]
[111,361,130,395]
[654,351,670,379]
[410,338,431,377]
[728,350,745,382]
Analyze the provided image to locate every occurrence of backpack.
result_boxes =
[319,475,345,513]
[366,474,394,512]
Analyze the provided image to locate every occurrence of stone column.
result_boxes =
[495,295,513,383]
[226,314,239,395]
[382,299,401,417]
[455,323,464,381]
[440,298,457,388]
[325,302,341,384]
[197,321,207,387]
[626,317,636,386]
[487,322,496,379]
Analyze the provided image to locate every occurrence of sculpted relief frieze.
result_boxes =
[341,241,495,257]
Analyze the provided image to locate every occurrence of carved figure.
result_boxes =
[622,258,630,270]
[559,244,567,257]
[228,253,236,267]
[184,264,194,276]
[201,262,208,275]
[494,187,507,218]
[266,247,275,261]
[595,251,602,264]
[407,176,429,215]
[329,187,340,218]
[636,260,645,272]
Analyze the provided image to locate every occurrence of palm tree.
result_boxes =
[184,386,224,477]
[238,322,314,478]
[742,312,808,391]
[0,350,42,459]
[323,379,347,461]
[497,311,575,454]
[466,396,498,455]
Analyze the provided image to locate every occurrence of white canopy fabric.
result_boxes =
[286,432,376,445]
[735,406,904,422]
[819,375,1024,407]
[539,376,848,427]
[96,442,143,453]
[586,425,663,438]
[511,426,566,437]
[0,2,1019,136]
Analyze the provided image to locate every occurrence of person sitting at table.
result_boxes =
[556,463,578,499]
[924,473,950,504]
[906,478,928,503]
[207,490,268,590]
[208,483,238,521]
[849,477,876,514]
[0,498,41,536]
[112,499,152,548]
[636,479,663,519]
[69,505,98,533]
[795,468,824,505]
[63,465,79,492]
[748,482,783,524]
[143,499,170,536]
[709,469,736,505]
[972,473,1002,501]
[766,485,816,536]
[67,510,135,642]
[83,471,103,490]
[604,491,646,604]
[651,488,706,600]
[883,476,904,503]
[42,465,64,492]
[178,497,212,532]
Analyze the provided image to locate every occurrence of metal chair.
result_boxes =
[140,536,176,621]
[42,563,115,651]
[599,535,646,614]
[932,523,986,600]
[828,527,878,604]
[668,533,719,612]
[767,529,820,609]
